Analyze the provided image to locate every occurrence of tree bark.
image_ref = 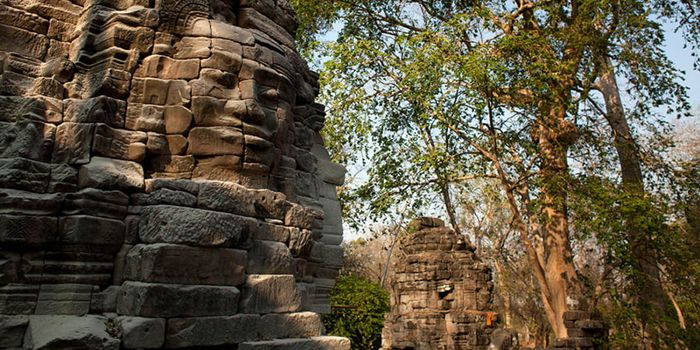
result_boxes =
[535,110,583,339]
[598,56,668,319]
[494,260,513,327]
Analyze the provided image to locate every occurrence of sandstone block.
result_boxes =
[0,157,51,192]
[163,105,193,134]
[130,79,190,106]
[49,163,78,192]
[258,312,323,340]
[289,229,313,257]
[210,21,255,44]
[79,156,144,191]
[0,215,58,244]
[90,286,120,313]
[34,284,93,315]
[240,275,301,314]
[0,5,48,33]
[146,132,188,155]
[144,178,199,195]
[135,55,200,80]
[58,215,125,247]
[255,222,294,242]
[138,205,254,247]
[187,127,244,156]
[62,188,129,219]
[146,155,196,175]
[0,189,64,216]
[173,36,211,59]
[238,8,294,49]
[93,124,147,162]
[191,155,243,181]
[190,68,239,99]
[23,315,120,350]
[238,337,351,350]
[284,204,322,230]
[63,96,126,127]
[52,122,94,165]
[0,71,35,96]
[321,244,344,269]
[245,134,276,167]
[191,96,244,127]
[165,314,259,348]
[29,77,64,99]
[125,104,165,132]
[247,240,294,274]
[0,120,52,162]
[202,49,243,72]
[117,281,240,317]
[117,316,165,349]
[295,171,319,199]
[0,315,28,348]
[197,181,289,219]
[0,284,39,315]
[0,252,20,284]
[130,188,197,206]
[0,24,49,59]
[124,244,246,285]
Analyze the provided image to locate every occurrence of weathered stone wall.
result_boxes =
[382,217,498,350]
[550,311,607,350]
[0,0,348,348]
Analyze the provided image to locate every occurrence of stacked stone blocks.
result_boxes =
[0,0,348,348]
[382,217,497,350]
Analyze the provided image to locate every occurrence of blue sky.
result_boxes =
[663,22,700,111]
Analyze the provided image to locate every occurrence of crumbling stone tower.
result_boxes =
[382,217,497,350]
[0,0,349,348]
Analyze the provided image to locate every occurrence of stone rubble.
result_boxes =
[0,0,348,348]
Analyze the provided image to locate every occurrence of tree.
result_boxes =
[291,0,693,344]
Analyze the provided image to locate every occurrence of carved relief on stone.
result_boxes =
[0,0,348,348]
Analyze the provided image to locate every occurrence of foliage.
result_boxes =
[322,275,390,350]
[291,0,698,346]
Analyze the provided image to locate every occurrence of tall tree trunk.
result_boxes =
[598,57,668,319]
[535,108,583,339]
[494,260,513,327]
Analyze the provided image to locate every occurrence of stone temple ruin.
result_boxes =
[381,217,506,350]
[0,0,349,348]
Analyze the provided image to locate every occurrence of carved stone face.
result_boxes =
[115,0,309,190]
[0,2,346,338]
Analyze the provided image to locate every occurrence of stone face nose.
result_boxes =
[0,0,348,349]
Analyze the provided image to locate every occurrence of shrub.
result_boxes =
[322,275,390,350]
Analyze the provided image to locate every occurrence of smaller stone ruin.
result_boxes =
[382,217,503,350]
